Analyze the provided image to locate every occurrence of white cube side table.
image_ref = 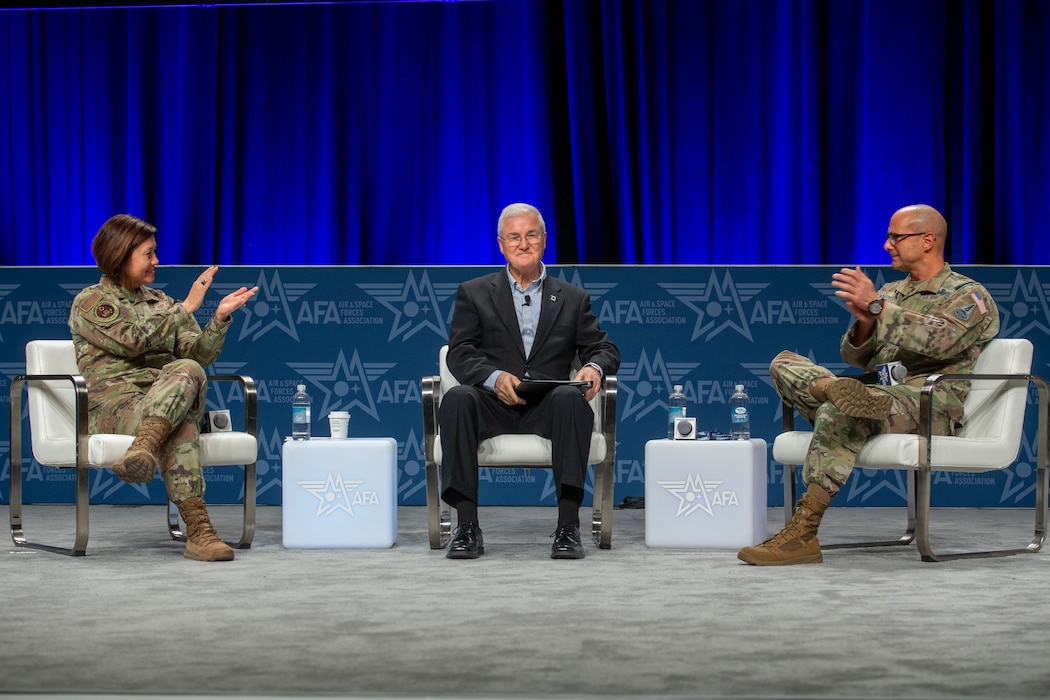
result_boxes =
[644,438,767,549]
[282,437,398,548]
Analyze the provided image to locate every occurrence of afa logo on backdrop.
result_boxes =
[204,362,253,412]
[658,270,769,342]
[615,346,771,427]
[357,270,459,342]
[397,430,428,503]
[986,270,1050,340]
[553,268,617,304]
[0,439,10,501]
[212,270,317,343]
[254,426,286,500]
[0,283,18,341]
[286,348,399,420]
[616,348,701,422]
[998,432,1041,505]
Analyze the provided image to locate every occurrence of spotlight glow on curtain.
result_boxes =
[1,0,1047,266]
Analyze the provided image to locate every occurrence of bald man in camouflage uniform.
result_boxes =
[739,204,1000,566]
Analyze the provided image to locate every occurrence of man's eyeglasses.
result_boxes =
[885,231,927,245]
[502,231,544,246]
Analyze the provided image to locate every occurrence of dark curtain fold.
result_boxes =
[1,0,1047,266]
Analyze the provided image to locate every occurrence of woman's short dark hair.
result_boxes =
[91,214,156,284]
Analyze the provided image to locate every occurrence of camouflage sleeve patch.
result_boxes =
[89,298,120,325]
[954,304,977,321]
[93,302,118,323]
[75,291,121,327]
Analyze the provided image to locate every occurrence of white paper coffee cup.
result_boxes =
[328,411,350,439]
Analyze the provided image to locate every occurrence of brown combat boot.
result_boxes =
[112,416,172,483]
[824,377,891,420]
[177,497,235,561]
[738,485,830,566]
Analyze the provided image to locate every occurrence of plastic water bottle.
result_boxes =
[667,384,687,439]
[730,384,750,440]
[292,383,311,440]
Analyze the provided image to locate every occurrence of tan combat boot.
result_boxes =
[811,377,891,420]
[738,485,830,566]
[177,497,235,561]
[112,416,172,483]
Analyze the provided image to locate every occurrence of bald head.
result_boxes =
[894,204,947,252]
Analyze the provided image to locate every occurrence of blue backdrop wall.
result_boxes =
[2,0,1049,267]
[2,264,1048,510]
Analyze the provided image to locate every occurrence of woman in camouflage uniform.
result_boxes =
[68,214,257,561]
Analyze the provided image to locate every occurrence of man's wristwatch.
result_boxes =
[867,298,885,316]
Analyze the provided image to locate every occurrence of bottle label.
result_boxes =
[731,407,749,423]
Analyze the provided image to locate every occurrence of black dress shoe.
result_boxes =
[447,522,484,559]
[550,523,585,559]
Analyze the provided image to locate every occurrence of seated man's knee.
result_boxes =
[546,386,593,424]
[769,350,800,378]
[441,385,482,416]
[548,385,590,406]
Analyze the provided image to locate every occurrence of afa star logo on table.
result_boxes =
[658,270,768,343]
[297,474,365,517]
[357,270,459,342]
[657,473,739,517]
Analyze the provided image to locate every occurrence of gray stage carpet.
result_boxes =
[2,503,1048,699]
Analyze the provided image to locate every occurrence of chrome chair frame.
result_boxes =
[422,348,617,550]
[9,346,257,556]
[780,345,1048,562]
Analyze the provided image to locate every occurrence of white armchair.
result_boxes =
[774,338,1048,562]
[9,339,258,556]
[422,345,617,550]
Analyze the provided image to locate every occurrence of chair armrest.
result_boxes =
[599,375,618,443]
[9,372,90,470]
[207,374,258,437]
[782,399,795,432]
[918,371,1049,468]
[421,375,441,464]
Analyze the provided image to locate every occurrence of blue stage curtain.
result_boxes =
[1,0,1047,266]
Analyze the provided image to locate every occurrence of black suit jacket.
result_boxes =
[446,270,620,387]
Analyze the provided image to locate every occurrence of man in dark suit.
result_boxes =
[439,203,620,560]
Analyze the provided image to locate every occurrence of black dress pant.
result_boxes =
[438,384,593,507]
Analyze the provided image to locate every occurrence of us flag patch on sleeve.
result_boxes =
[971,292,988,315]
